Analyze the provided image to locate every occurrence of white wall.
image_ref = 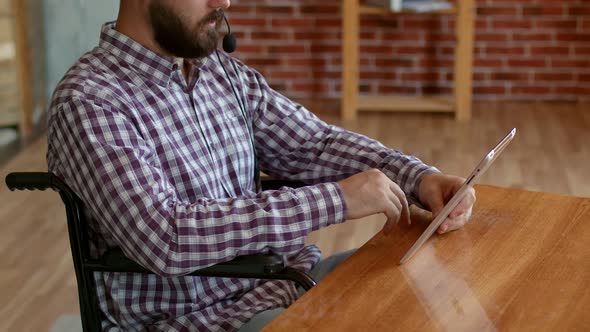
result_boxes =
[44,0,118,97]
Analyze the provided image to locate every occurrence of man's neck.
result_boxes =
[176,58,192,83]
[116,3,190,83]
[115,3,172,59]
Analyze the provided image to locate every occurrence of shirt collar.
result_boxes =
[98,22,207,87]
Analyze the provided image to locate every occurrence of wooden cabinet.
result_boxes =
[341,0,475,121]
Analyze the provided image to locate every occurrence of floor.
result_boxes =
[0,128,19,164]
[0,115,47,167]
[0,101,589,331]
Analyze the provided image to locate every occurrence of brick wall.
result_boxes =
[230,0,590,103]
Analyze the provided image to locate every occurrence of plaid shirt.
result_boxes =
[46,22,437,331]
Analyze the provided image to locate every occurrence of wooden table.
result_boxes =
[264,185,590,331]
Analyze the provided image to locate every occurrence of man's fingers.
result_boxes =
[386,190,402,219]
[441,188,476,233]
[400,195,410,225]
[389,182,410,225]
[383,187,403,234]
[439,206,473,234]
[449,209,464,219]
[382,204,400,235]
[450,189,476,218]
[438,217,459,234]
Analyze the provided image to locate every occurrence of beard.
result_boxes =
[148,2,224,58]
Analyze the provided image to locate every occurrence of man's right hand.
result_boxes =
[337,169,410,234]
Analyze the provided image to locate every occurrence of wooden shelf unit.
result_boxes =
[341,0,475,121]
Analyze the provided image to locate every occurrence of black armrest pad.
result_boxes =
[261,179,307,190]
[88,249,285,277]
[6,172,53,191]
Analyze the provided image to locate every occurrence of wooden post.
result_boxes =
[341,0,359,122]
[14,0,34,137]
[454,0,475,122]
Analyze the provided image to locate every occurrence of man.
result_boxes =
[47,0,475,331]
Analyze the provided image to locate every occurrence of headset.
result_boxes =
[214,13,261,193]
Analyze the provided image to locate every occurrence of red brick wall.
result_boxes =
[229,0,590,102]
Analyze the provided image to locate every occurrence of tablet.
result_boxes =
[399,128,516,264]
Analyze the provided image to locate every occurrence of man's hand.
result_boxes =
[338,169,409,235]
[417,173,476,234]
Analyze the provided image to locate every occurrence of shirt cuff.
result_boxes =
[294,182,347,232]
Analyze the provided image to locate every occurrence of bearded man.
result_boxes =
[47,1,475,330]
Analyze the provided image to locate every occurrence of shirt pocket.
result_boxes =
[220,112,253,149]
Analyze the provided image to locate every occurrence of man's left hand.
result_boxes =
[417,173,476,234]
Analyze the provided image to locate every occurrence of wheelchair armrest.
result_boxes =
[87,249,285,276]
[6,172,307,193]
[5,172,74,198]
[6,172,54,191]
[260,178,307,190]
[86,249,316,290]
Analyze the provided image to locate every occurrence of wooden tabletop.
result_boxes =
[264,185,590,331]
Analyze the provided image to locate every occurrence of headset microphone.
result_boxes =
[222,14,237,53]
